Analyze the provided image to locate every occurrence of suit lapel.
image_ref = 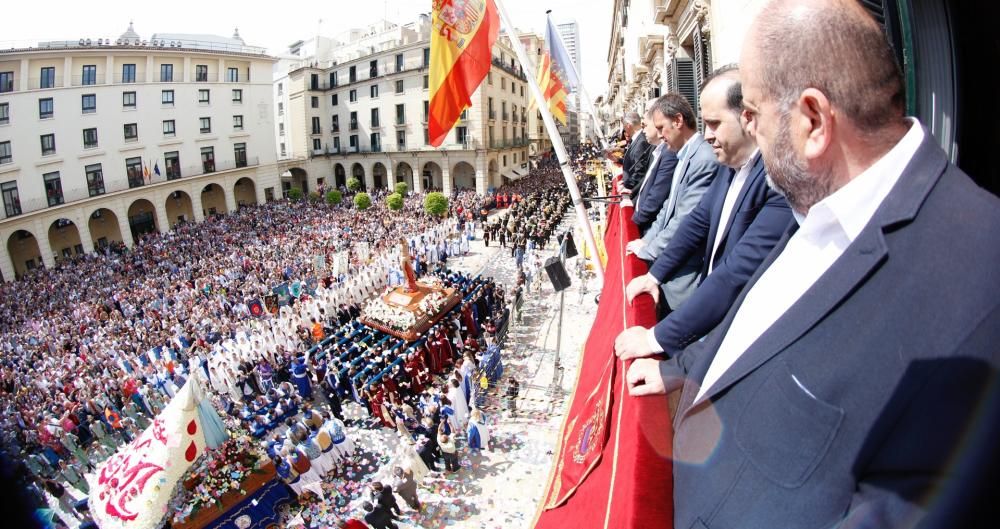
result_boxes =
[683,129,948,412]
[703,170,735,267]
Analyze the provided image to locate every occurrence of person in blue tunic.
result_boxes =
[466,409,490,452]
[291,356,313,400]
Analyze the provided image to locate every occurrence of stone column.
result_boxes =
[34,221,55,269]
[155,203,171,234]
[384,160,394,191]
[76,217,95,254]
[364,164,375,191]
[0,243,15,283]
[475,153,488,196]
[191,191,206,223]
[223,182,238,213]
[116,206,135,248]
[413,159,424,194]
[441,162,452,196]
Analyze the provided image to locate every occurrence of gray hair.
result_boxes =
[623,112,642,126]
[751,0,905,132]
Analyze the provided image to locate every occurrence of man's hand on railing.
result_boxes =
[625,239,646,257]
[614,326,657,361]
[626,273,660,305]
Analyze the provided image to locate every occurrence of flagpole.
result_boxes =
[493,0,605,285]
[545,12,610,153]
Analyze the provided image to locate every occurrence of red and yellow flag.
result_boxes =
[535,15,579,126]
[428,0,500,147]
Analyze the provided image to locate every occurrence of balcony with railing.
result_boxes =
[491,57,528,82]
[71,74,106,86]
[302,60,430,91]
[502,112,510,121]
[350,120,359,131]
[112,73,145,84]
[313,139,479,157]
[28,76,63,90]
[193,72,219,83]
[488,110,496,121]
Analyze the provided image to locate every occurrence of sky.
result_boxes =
[2,0,612,99]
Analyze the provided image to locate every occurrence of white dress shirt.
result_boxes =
[694,119,925,402]
[634,143,664,205]
[708,150,758,275]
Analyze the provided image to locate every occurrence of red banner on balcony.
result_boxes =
[534,197,673,529]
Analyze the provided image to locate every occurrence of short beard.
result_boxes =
[763,112,835,214]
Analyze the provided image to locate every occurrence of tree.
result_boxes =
[394,181,409,196]
[354,192,372,210]
[286,188,304,202]
[307,191,321,203]
[387,193,404,211]
[424,192,449,217]
[325,189,343,205]
[347,176,362,192]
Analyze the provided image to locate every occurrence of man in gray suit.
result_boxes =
[626,94,728,310]
[624,1,1000,527]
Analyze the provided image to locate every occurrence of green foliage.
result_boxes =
[325,189,343,205]
[346,176,362,192]
[386,193,404,211]
[353,192,372,210]
[286,188,304,202]
[307,191,321,203]
[424,192,449,217]
[394,181,409,196]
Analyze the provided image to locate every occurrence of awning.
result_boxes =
[512,167,529,178]
[502,170,521,181]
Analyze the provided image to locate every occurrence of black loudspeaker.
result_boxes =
[562,232,578,258]
[544,256,572,292]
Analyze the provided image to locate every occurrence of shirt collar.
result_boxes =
[631,130,642,142]
[793,118,924,237]
[676,132,702,161]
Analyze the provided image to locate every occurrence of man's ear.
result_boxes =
[796,88,834,161]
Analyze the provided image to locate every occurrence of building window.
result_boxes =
[396,130,406,150]
[126,157,144,188]
[0,72,14,93]
[423,75,429,89]
[488,72,493,85]
[2,181,21,216]
[395,53,404,72]
[232,89,242,103]
[198,89,210,104]
[395,104,405,125]
[456,126,468,145]
[423,100,429,123]
[332,115,339,132]
[371,108,380,127]
[43,172,63,206]
[162,89,174,105]
[234,142,247,167]
[312,116,321,135]
[0,141,10,164]
[331,71,338,87]
[163,119,175,136]
[370,60,378,78]
[164,152,180,179]
[277,82,283,95]
[82,94,96,113]
[124,123,138,141]
[196,65,208,82]
[82,65,97,85]
[350,111,358,131]
[370,84,379,98]
[233,115,243,130]
[349,89,357,103]
[312,138,321,151]
[123,91,136,109]
[308,96,317,108]
[331,94,338,106]
[349,65,356,83]
[278,123,284,136]
[201,147,215,173]
[85,163,104,196]
[83,128,98,149]
[0,103,8,124]
[160,64,173,82]
[370,132,381,152]
[280,143,286,156]
[395,79,404,94]
[333,137,341,152]
[227,67,238,82]
[40,134,55,156]
[122,63,136,83]
[278,102,283,115]
[501,77,506,90]
[423,48,430,67]
[200,117,211,133]
[349,135,358,152]
[424,128,429,145]
[39,98,53,119]
[40,67,55,89]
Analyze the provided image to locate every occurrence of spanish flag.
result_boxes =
[536,15,579,126]
[428,0,500,147]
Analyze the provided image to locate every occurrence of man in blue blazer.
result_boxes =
[630,107,679,235]
[617,66,792,356]
[621,2,1000,528]
[627,94,728,310]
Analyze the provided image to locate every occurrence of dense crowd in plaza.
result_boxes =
[0,140,604,527]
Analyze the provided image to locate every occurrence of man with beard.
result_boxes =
[623,1,1000,528]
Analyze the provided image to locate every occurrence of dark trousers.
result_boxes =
[442,451,459,471]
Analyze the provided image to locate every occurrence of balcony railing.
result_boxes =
[28,76,63,89]
[193,72,219,82]
[502,112,510,121]
[71,74,105,86]
[112,73,145,84]
[298,60,429,91]
[488,110,496,120]
[491,57,528,82]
